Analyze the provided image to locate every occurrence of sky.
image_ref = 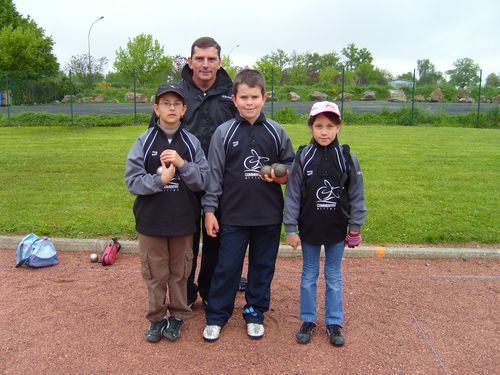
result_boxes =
[14,0,500,79]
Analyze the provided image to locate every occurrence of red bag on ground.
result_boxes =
[101,237,121,266]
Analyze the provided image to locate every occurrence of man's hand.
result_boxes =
[286,234,301,251]
[204,212,219,238]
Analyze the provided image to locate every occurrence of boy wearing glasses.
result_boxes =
[125,83,209,343]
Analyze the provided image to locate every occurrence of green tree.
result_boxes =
[254,56,282,86]
[319,66,340,86]
[341,43,373,70]
[65,54,108,84]
[417,59,443,85]
[485,73,499,87]
[397,72,414,81]
[0,24,58,79]
[113,33,173,85]
[446,57,480,88]
[0,0,27,28]
[320,52,341,71]
[221,55,238,80]
[355,63,388,85]
[0,0,58,79]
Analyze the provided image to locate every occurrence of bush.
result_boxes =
[0,112,150,127]
[271,107,305,124]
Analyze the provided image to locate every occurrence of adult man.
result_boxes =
[149,37,241,307]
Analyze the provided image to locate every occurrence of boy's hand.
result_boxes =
[160,149,185,169]
[160,160,176,185]
[204,212,219,238]
[345,231,362,248]
[260,169,289,184]
[286,234,301,251]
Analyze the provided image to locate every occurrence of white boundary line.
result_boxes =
[409,310,452,375]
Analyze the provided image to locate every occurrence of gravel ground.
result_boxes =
[1,250,498,374]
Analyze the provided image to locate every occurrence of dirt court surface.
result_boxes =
[1,249,499,374]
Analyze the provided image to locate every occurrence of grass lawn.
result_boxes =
[0,124,498,244]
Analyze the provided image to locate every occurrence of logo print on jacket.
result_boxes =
[243,149,269,179]
[316,180,340,210]
[162,175,180,191]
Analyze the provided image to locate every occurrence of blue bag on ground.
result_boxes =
[16,233,59,268]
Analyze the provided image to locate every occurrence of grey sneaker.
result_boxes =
[296,321,316,344]
[162,317,184,341]
[203,325,222,342]
[144,318,168,343]
[326,324,345,346]
[247,323,264,339]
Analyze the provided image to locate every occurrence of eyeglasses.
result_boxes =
[158,101,184,109]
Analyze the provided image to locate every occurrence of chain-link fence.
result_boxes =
[1,69,498,128]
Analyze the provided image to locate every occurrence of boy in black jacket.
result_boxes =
[201,69,294,342]
[125,83,209,343]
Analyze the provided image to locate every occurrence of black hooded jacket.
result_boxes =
[149,65,237,155]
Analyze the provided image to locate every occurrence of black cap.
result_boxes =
[155,83,185,103]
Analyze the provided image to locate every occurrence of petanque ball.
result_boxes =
[273,163,288,178]
[260,165,272,178]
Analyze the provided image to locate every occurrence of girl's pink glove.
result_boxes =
[345,232,362,248]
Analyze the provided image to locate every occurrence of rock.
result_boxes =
[360,90,376,101]
[457,88,470,99]
[429,88,444,102]
[150,95,156,103]
[125,92,147,103]
[61,95,72,103]
[288,92,301,102]
[415,95,426,102]
[334,92,353,102]
[493,95,500,104]
[309,91,328,101]
[458,96,474,103]
[387,89,407,102]
[92,94,104,103]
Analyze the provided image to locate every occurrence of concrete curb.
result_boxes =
[1,235,499,259]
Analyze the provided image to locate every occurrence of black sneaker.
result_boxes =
[326,324,345,346]
[144,318,168,343]
[162,317,184,341]
[296,321,316,344]
[238,276,248,292]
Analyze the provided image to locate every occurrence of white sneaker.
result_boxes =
[247,323,264,339]
[203,325,221,342]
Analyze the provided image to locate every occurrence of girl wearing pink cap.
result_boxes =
[283,101,366,346]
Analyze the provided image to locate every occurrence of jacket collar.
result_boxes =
[235,111,267,125]
[181,65,233,95]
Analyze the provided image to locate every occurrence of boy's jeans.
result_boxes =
[205,224,281,326]
[300,240,345,325]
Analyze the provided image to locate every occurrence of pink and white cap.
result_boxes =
[309,101,341,120]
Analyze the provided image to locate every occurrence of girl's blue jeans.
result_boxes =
[300,240,345,325]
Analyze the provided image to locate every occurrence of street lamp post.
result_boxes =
[227,44,240,61]
[87,16,104,84]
